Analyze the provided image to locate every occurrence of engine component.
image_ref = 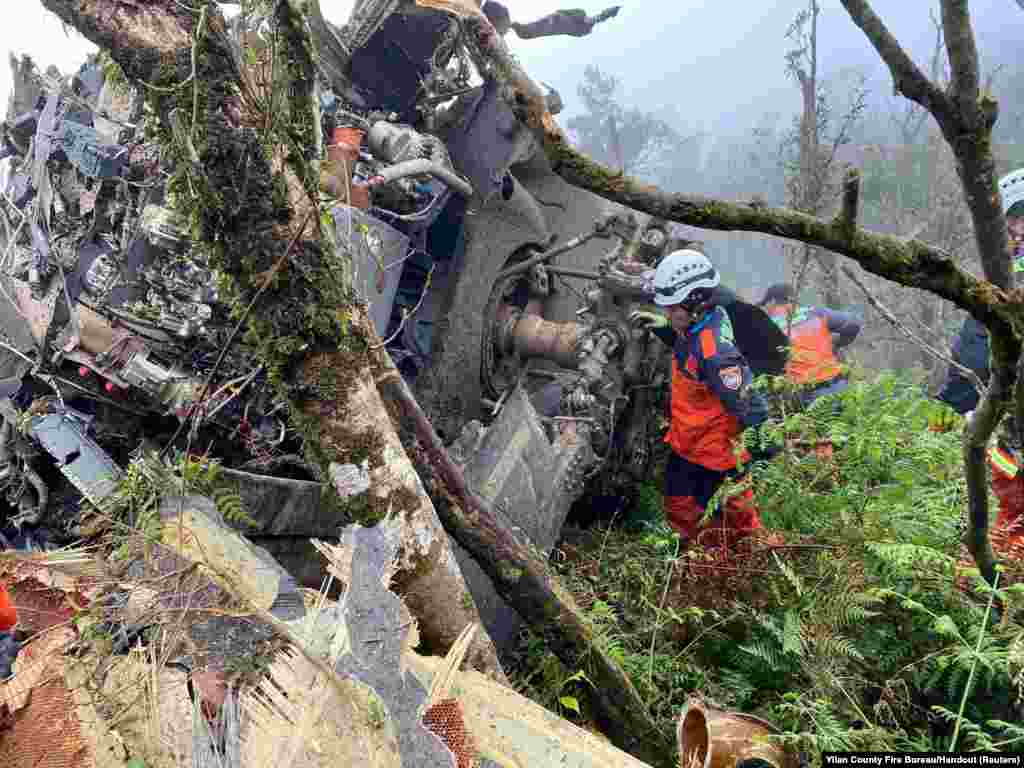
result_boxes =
[369,158,473,198]
[115,347,201,415]
[366,121,472,197]
[139,204,192,253]
[369,121,447,166]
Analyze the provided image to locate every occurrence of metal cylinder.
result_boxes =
[500,311,582,369]
[677,698,795,768]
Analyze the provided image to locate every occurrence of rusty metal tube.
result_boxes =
[502,312,582,369]
[677,697,795,768]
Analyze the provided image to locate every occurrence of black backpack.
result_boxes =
[711,286,790,378]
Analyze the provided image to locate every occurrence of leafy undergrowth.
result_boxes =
[505,372,1024,766]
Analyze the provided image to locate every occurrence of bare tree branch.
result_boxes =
[940,0,980,119]
[835,164,860,239]
[842,265,985,394]
[840,0,953,125]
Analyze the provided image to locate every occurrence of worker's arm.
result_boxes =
[696,311,769,429]
[629,309,677,348]
[821,308,862,350]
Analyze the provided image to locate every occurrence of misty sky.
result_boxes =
[2,1,1020,141]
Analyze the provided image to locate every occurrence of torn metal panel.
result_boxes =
[58,120,129,178]
[334,524,458,767]
[438,78,523,206]
[28,406,123,506]
[32,91,61,190]
[217,466,325,536]
[449,385,591,652]
[331,204,409,338]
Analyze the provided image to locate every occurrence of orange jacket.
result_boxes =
[657,306,768,470]
[0,583,16,631]
[766,303,859,385]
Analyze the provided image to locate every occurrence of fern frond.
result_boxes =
[739,640,788,671]
[213,485,257,528]
[814,633,865,662]
[866,542,955,575]
[782,610,803,657]
[819,590,884,629]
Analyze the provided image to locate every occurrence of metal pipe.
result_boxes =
[0,416,13,485]
[501,312,582,369]
[370,158,473,198]
[496,229,601,282]
[545,266,601,280]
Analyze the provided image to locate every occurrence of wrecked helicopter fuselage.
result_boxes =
[0,1,786,652]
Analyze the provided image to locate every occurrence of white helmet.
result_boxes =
[999,167,1024,215]
[652,249,720,307]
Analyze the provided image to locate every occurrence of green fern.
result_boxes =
[739,639,789,670]
[813,634,865,662]
[782,610,803,656]
[212,485,257,529]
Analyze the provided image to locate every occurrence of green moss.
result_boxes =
[499,562,525,583]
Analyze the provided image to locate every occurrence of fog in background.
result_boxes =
[1,1,1022,354]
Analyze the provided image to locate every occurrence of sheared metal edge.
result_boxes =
[193,685,241,768]
[28,411,124,506]
[329,524,457,767]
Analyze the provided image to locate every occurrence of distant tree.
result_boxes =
[566,65,678,179]
[780,0,866,309]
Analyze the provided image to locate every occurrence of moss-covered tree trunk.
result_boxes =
[375,358,677,765]
[37,0,511,681]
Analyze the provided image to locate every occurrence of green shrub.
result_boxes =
[508,370,1024,767]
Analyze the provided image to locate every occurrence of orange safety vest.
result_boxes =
[665,311,750,471]
[767,303,843,385]
[0,583,16,631]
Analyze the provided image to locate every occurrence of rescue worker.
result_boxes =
[935,166,1024,547]
[759,283,862,411]
[630,249,781,547]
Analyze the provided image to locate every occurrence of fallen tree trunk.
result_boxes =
[37,0,508,681]
[373,355,676,766]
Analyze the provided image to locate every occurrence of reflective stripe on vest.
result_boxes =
[989,445,1020,478]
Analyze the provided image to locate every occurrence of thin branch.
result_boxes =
[369,264,436,350]
[839,0,953,127]
[842,265,985,395]
[940,0,980,120]
[159,207,316,458]
[835,166,861,240]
